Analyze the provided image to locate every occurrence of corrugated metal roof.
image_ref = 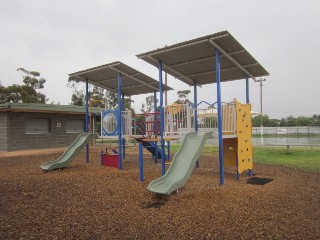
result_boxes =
[137,30,269,86]
[0,103,103,115]
[68,61,173,96]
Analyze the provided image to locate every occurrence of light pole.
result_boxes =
[254,78,266,145]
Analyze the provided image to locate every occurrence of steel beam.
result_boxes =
[209,39,256,80]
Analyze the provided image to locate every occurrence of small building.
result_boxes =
[0,103,102,152]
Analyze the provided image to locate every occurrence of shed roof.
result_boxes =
[0,103,103,115]
[68,61,173,96]
[137,30,269,86]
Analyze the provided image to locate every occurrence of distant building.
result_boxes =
[0,103,102,151]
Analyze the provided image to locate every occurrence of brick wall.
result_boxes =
[8,112,86,151]
[0,112,8,151]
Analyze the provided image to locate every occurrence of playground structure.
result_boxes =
[41,30,269,194]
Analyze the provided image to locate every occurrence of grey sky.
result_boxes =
[1,0,319,118]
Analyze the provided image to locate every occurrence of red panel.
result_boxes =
[101,154,119,168]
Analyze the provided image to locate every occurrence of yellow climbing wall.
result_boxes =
[235,101,253,173]
[222,101,253,173]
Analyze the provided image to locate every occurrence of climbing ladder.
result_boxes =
[133,111,168,160]
[134,138,168,160]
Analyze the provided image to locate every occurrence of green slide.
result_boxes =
[40,133,97,171]
[147,131,213,195]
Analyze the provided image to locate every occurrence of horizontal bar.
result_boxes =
[170,49,245,68]
[109,66,159,91]
[147,55,195,85]
[185,63,259,78]
[209,39,256,80]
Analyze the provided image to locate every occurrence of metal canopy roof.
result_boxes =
[137,30,269,86]
[68,61,172,96]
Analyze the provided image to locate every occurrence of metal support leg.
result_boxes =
[194,81,200,168]
[117,73,122,170]
[159,61,165,176]
[216,49,225,185]
[139,143,144,182]
[85,79,89,163]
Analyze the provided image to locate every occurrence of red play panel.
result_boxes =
[101,153,119,168]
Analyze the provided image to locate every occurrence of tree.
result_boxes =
[71,91,85,106]
[175,90,191,104]
[145,95,158,112]
[252,114,278,127]
[17,68,46,89]
[278,115,320,127]
[0,68,48,104]
[68,78,134,110]
[140,102,146,114]
[296,116,312,126]
[105,90,117,109]
[124,97,134,112]
[285,115,297,127]
[311,114,320,126]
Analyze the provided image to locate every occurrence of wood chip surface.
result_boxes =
[0,145,319,239]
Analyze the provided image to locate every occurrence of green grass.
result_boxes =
[253,146,320,172]
[169,144,320,172]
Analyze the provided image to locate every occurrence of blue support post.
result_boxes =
[246,77,250,104]
[117,73,123,170]
[236,156,240,180]
[154,90,158,162]
[194,81,198,132]
[122,93,125,160]
[216,49,225,185]
[159,61,165,175]
[139,143,144,182]
[246,76,253,177]
[194,81,200,168]
[85,79,89,163]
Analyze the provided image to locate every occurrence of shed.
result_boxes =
[0,103,103,151]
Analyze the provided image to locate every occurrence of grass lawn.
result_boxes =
[253,146,320,172]
[169,144,320,172]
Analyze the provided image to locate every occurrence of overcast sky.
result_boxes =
[1,0,319,118]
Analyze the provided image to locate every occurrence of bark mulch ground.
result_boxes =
[0,145,319,239]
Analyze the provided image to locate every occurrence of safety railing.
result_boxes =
[127,101,236,138]
[221,102,236,135]
[193,108,218,131]
[145,112,160,138]
[163,103,192,137]
[122,110,132,136]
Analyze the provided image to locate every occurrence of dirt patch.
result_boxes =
[0,146,319,239]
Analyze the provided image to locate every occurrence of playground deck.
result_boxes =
[0,146,319,239]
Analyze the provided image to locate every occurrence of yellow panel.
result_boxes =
[223,138,237,167]
[166,103,183,114]
[235,101,253,173]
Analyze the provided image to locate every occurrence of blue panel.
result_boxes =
[101,109,119,136]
